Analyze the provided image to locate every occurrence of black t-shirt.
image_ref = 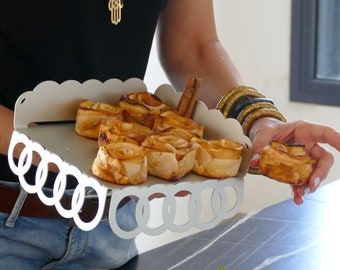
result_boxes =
[0,0,168,184]
[0,0,168,110]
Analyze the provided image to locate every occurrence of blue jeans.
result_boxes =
[0,199,138,269]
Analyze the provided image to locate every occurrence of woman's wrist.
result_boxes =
[216,85,286,136]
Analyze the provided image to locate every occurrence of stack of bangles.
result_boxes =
[216,86,287,174]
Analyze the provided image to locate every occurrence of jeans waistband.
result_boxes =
[0,184,115,222]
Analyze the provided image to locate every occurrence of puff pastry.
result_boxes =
[92,142,147,185]
[153,110,204,140]
[98,124,138,147]
[141,134,197,180]
[77,90,246,184]
[192,138,244,179]
[259,141,316,185]
[119,92,170,128]
[98,119,152,146]
[75,99,122,139]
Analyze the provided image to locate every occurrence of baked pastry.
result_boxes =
[77,90,247,185]
[192,138,244,179]
[98,119,152,146]
[98,124,138,147]
[153,110,204,140]
[75,99,122,139]
[119,92,170,128]
[92,142,147,185]
[259,141,316,185]
[141,134,197,180]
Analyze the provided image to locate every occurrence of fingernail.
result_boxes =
[304,187,311,195]
[251,153,260,161]
[313,177,321,188]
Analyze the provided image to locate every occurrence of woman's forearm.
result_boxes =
[157,0,243,109]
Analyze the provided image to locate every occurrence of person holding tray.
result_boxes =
[1,0,340,268]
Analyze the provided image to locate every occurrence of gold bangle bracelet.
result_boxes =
[220,89,265,118]
[216,86,259,112]
[242,108,287,136]
[237,102,278,124]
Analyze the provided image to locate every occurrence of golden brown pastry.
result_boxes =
[141,134,197,180]
[153,110,204,140]
[75,99,122,139]
[92,142,147,185]
[192,138,244,179]
[98,124,138,147]
[259,141,316,185]
[119,92,170,128]
[98,120,152,146]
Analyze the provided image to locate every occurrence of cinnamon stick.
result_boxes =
[177,76,201,118]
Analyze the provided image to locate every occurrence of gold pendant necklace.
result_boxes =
[108,0,123,25]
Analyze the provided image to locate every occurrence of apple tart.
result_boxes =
[141,134,197,180]
[76,85,246,184]
[92,142,147,185]
[192,138,244,179]
[259,141,316,185]
[75,99,122,139]
[98,124,138,147]
[119,92,170,128]
[153,110,204,140]
[98,119,152,146]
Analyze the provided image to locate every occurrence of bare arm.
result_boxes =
[158,0,243,108]
[157,0,340,205]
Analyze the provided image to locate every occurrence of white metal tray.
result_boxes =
[8,78,252,238]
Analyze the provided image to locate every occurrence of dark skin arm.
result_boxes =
[157,0,340,204]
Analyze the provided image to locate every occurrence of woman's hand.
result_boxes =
[248,117,340,205]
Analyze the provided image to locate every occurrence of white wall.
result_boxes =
[139,0,340,253]
[212,0,340,211]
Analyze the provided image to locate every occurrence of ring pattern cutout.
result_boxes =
[8,131,243,238]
